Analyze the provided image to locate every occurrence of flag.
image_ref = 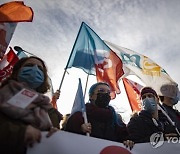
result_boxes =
[123,78,143,112]
[0,23,16,59]
[0,47,19,84]
[16,50,28,59]
[0,1,33,22]
[51,93,58,109]
[70,78,89,136]
[0,1,33,59]
[105,41,177,96]
[66,22,124,98]
[71,78,86,115]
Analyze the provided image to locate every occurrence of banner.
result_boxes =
[105,41,177,96]
[27,131,180,154]
[123,78,143,112]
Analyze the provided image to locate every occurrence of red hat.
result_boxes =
[140,87,158,98]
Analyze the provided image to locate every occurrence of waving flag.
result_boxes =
[0,47,19,84]
[123,78,143,112]
[0,1,33,59]
[105,41,177,96]
[66,22,124,98]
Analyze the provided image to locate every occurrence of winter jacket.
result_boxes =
[127,110,176,143]
[0,80,62,154]
[65,103,128,142]
[162,104,180,131]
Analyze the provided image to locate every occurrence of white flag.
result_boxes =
[105,41,177,95]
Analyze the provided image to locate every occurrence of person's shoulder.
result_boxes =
[71,111,82,117]
[85,102,95,109]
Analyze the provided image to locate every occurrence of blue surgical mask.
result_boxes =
[142,97,157,113]
[18,65,44,89]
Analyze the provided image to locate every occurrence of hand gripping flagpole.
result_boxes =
[82,70,90,137]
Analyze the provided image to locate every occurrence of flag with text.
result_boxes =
[105,41,177,96]
[66,22,124,98]
[0,47,19,84]
[123,78,143,112]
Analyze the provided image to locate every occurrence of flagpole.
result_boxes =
[158,104,180,136]
[83,39,91,99]
[58,69,67,91]
[58,22,84,91]
[122,78,133,112]
[83,73,89,99]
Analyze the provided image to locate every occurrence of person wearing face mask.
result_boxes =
[0,56,62,154]
[127,87,177,143]
[65,82,134,150]
[159,83,180,132]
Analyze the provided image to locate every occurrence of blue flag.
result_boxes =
[66,22,124,98]
[71,78,86,115]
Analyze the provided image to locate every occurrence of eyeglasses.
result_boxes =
[96,88,111,94]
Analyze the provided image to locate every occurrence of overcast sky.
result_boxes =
[1,0,180,121]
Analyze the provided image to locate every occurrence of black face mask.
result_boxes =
[95,93,111,108]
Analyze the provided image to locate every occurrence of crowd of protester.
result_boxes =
[0,56,179,154]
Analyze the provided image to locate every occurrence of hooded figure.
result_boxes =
[159,83,180,131]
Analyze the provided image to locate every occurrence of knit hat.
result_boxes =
[140,87,158,98]
[89,82,109,96]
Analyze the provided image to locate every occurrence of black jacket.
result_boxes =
[65,103,128,142]
[127,110,178,143]
[127,110,164,143]
[162,104,180,132]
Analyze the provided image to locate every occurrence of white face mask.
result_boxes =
[142,97,157,113]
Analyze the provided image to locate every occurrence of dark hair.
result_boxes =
[89,82,109,97]
[2,56,50,93]
[159,96,164,102]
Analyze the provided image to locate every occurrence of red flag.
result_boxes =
[123,78,143,112]
[0,47,19,84]
[95,51,124,99]
[51,95,58,109]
